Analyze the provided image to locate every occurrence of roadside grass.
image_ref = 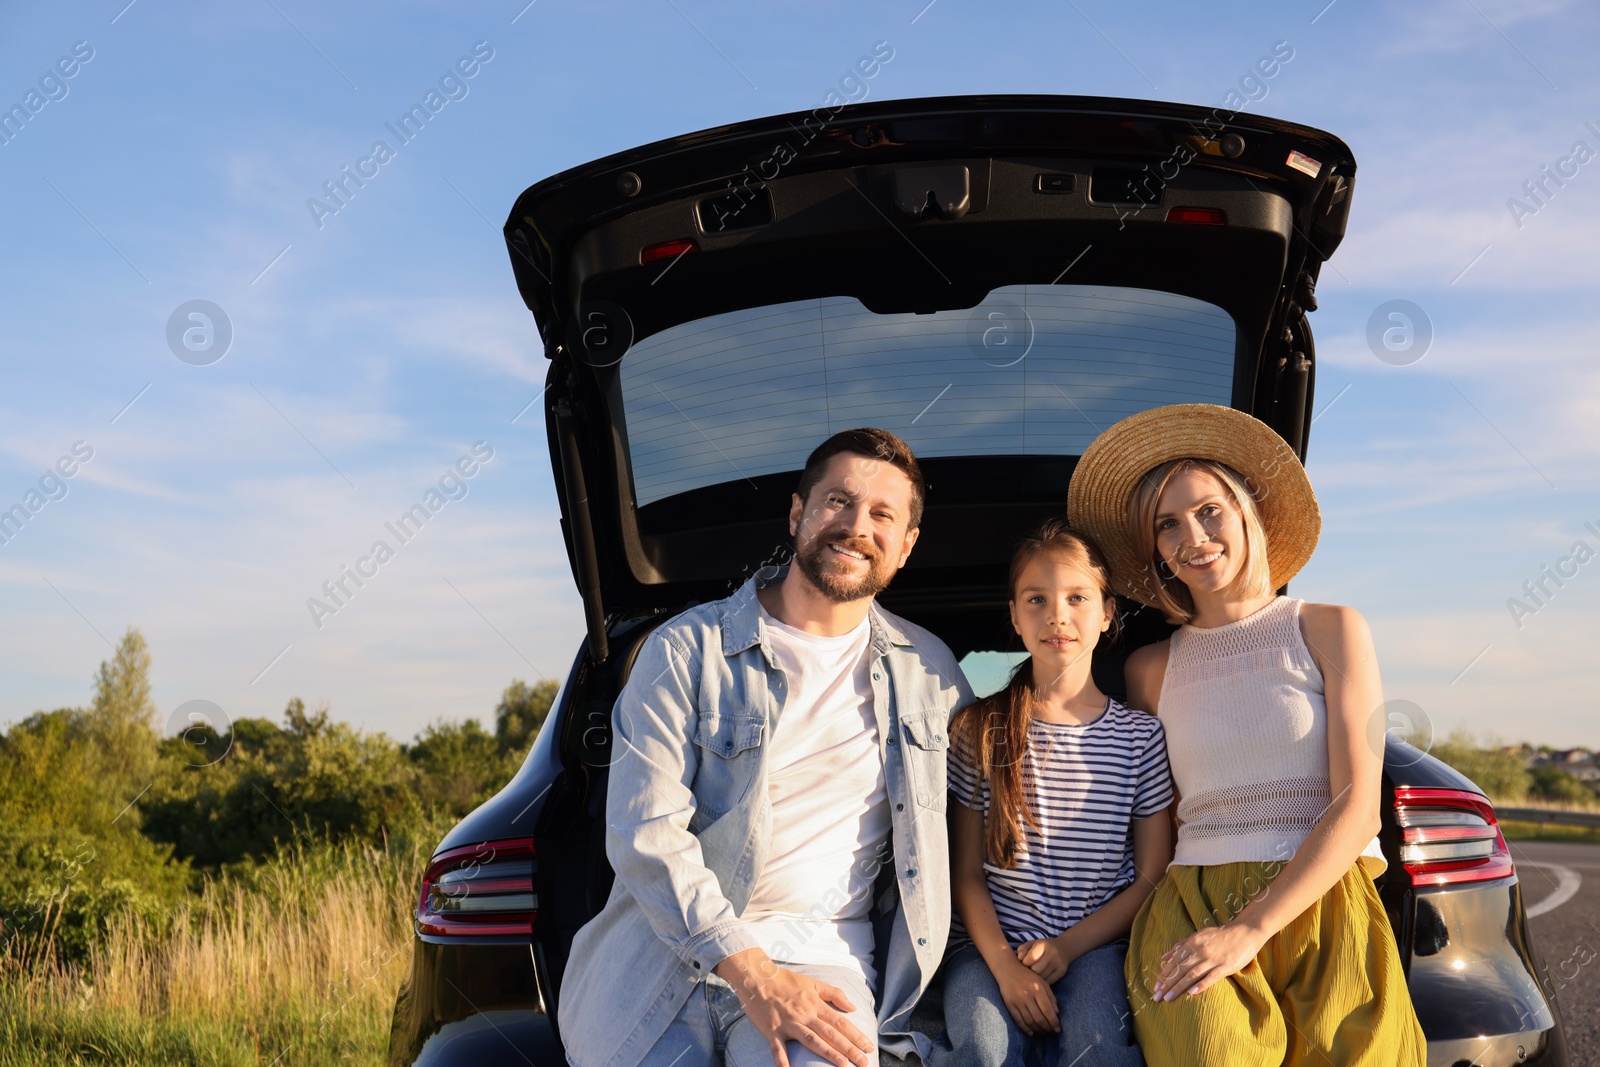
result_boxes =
[0,831,435,1067]
[1499,820,1600,845]
[1489,797,1600,844]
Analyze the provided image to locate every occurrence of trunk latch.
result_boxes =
[892,165,971,221]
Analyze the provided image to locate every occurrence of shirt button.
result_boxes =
[724,741,733,752]
[872,672,881,681]
[887,736,897,745]
[896,803,904,812]
[917,937,928,947]
[906,869,916,878]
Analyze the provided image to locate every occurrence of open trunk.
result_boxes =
[503,94,1355,665]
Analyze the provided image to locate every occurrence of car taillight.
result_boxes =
[1165,206,1226,225]
[417,838,537,937]
[640,238,698,264]
[1393,787,1514,887]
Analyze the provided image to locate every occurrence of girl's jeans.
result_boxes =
[939,939,1145,1067]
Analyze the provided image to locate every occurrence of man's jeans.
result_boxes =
[939,941,1144,1067]
[639,962,879,1067]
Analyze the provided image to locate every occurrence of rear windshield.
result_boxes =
[616,285,1235,507]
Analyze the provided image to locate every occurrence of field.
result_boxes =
[1,630,1592,1064]
[0,630,551,1067]
[0,836,427,1067]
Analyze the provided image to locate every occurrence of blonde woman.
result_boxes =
[1067,404,1425,1067]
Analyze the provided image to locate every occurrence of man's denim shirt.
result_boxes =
[558,566,975,1067]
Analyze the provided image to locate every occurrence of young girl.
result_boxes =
[942,518,1174,1067]
[1067,403,1426,1066]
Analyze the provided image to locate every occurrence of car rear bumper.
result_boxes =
[389,937,562,1067]
[1403,876,1567,1067]
[1427,1027,1566,1066]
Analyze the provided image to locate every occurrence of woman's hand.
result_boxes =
[1150,922,1266,1002]
[994,955,1060,1035]
[1016,938,1070,984]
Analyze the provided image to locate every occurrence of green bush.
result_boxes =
[143,707,427,869]
[0,824,188,965]
[1428,729,1532,802]
[145,679,555,871]
[1528,765,1597,806]
[0,631,191,964]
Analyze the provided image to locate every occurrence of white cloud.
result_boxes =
[1376,0,1586,60]
[382,296,546,386]
[1363,598,1600,747]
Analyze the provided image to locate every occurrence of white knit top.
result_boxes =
[1160,596,1386,876]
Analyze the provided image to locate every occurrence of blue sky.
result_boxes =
[1,0,1597,749]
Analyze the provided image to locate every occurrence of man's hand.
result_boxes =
[992,954,1059,1036]
[1015,938,1070,984]
[715,947,875,1067]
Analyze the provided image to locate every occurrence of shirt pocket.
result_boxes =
[693,711,765,759]
[690,711,765,825]
[900,711,950,811]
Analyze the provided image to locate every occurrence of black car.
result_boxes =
[387,95,1569,1067]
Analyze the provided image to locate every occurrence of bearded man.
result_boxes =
[559,427,974,1067]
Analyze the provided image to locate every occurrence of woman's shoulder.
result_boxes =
[1295,601,1372,645]
[1124,637,1171,672]
[1296,599,1367,625]
[1123,639,1171,702]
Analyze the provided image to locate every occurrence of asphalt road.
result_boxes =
[1511,840,1600,1065]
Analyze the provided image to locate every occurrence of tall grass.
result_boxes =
[0,825,443,1067]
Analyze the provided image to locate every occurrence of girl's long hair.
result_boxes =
[950,518,1119,869]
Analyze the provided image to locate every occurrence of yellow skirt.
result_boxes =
[1123,860,1426,1067]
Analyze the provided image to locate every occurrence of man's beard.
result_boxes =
[793,530,898,603]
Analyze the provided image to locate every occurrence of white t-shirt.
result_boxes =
[741,603,891,985]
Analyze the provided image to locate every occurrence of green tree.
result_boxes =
[284,697,330,739]
[0,689,187,963]
[1529,766,1597,806]
[407,718,509,814]
[85,627,161,800]
[143,700,426,869]
[494,679,558,756]
[1429,730,1532,802]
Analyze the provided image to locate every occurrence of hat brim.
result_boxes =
[1066,404,1321,608]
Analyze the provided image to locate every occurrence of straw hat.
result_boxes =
[1066,404,1321,607]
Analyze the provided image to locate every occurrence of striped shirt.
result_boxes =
[948,698,1174,946]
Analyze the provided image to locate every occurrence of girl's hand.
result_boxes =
[1015,938,1070,984]
[1150,923,1265,1002]
[994,955,1060,1035]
